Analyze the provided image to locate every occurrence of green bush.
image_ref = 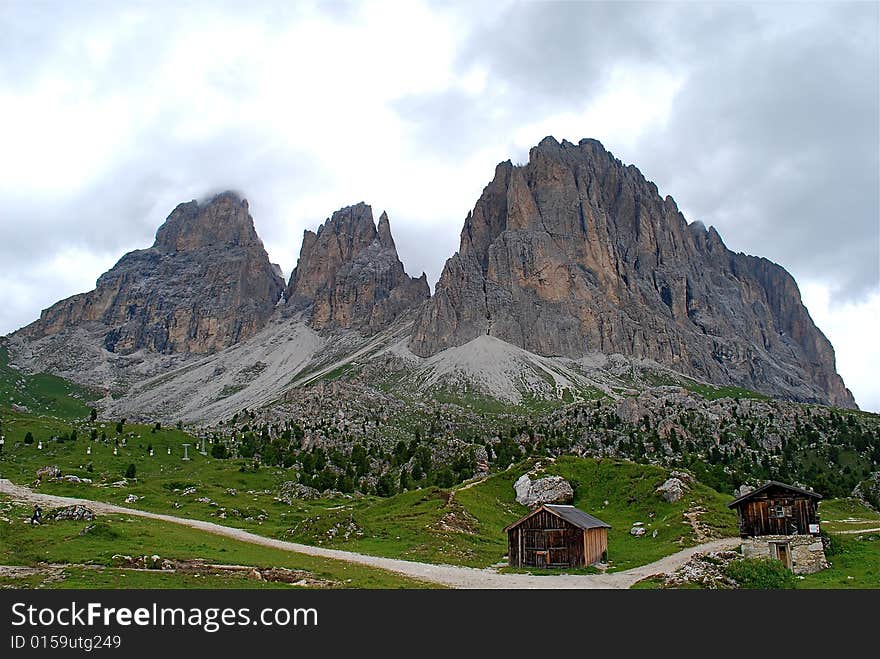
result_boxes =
[124,463,136,479]
[820,532,842,557]
[24,432,34,444]
[725,558,796,589]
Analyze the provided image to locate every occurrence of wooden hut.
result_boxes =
[727,480,821,538]
[504,504,610,569]
[727,480,827,574]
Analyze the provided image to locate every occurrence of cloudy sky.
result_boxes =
[1,1,878,410]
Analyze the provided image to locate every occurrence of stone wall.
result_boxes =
[741,535,828,574]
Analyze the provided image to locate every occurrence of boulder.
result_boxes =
[734,484,755,498]
[514,474,574,508]
[278,481,321,504]
[630,526,646,537]
[656,477,689,503]
[51,505,96,521]
[36,465,61,480]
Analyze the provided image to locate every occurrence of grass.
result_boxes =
[0,346,96,419]
[0,417,739,571]
[796,533,880,589]
[680,378,769,402]
[818,497,880,533]
[538,456,738,571]
[0,498,435,589]
[632,499,880,589]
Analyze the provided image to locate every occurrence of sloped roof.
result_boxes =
[727,480,822,508]
[503,504,611,532]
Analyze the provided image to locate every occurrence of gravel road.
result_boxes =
[0,479,740,589]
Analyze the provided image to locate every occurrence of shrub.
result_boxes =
[211,443,228,459]
[24,432,34,444]
[725,558,796,589]
[820,531,843,557]
[124,463,137,479]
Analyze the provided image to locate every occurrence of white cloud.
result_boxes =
[800,282,880,413]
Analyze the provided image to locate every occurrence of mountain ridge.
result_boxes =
[6,137,856,412]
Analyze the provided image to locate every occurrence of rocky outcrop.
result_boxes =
[514,474,574,508]
[277,481,321,503]
[35,465,61,481]
[286,203,429,332]
[19,192,285,355]
[51,505,96,521]
[409,136,855,408]
[656,477,689,503]
[852,472,880,511]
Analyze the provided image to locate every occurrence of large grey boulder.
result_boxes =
[656,477,689,503]
[514,474,574,508]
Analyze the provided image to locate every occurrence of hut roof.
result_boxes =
[503,504,611,532]
[727,480,822,509]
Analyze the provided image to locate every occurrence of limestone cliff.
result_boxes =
[286,203,429,332]
[409,137,855,408]
[20,192,285,354]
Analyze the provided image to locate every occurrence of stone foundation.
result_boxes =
[741,535,828,574]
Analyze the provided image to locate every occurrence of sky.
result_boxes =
[0,1,878,410]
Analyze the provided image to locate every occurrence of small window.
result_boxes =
[769,504,787,518]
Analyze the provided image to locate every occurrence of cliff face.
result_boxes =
[286,203,430,332]
[409,137,855,408]
[20,192,285,354]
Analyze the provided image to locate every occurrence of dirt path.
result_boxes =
[0,479,740,589]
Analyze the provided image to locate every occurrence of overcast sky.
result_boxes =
[1,1,877,410]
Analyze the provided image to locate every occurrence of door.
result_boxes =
[773,542,792,570]
[523,530,546,568]
[547,530,569,567]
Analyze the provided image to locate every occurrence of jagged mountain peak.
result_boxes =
[286,203,429,332]
[18,193,284,355]
[154,190,262,253]
[409,136,855,408]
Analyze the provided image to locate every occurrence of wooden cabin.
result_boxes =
[728,481,821,538]
[504,504,610,569]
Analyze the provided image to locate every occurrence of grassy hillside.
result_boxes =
[0,497,434,589]
[0,410,738,570]
[0,346,95,419]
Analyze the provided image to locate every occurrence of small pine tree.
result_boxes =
[116,420,124,435]
[24,432,34,444]
[124,464,136,479]
[90,408,98,422]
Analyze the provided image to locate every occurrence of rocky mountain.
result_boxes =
[286,202,429,333]
[409,137,854,408]
[18,191,285,354]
